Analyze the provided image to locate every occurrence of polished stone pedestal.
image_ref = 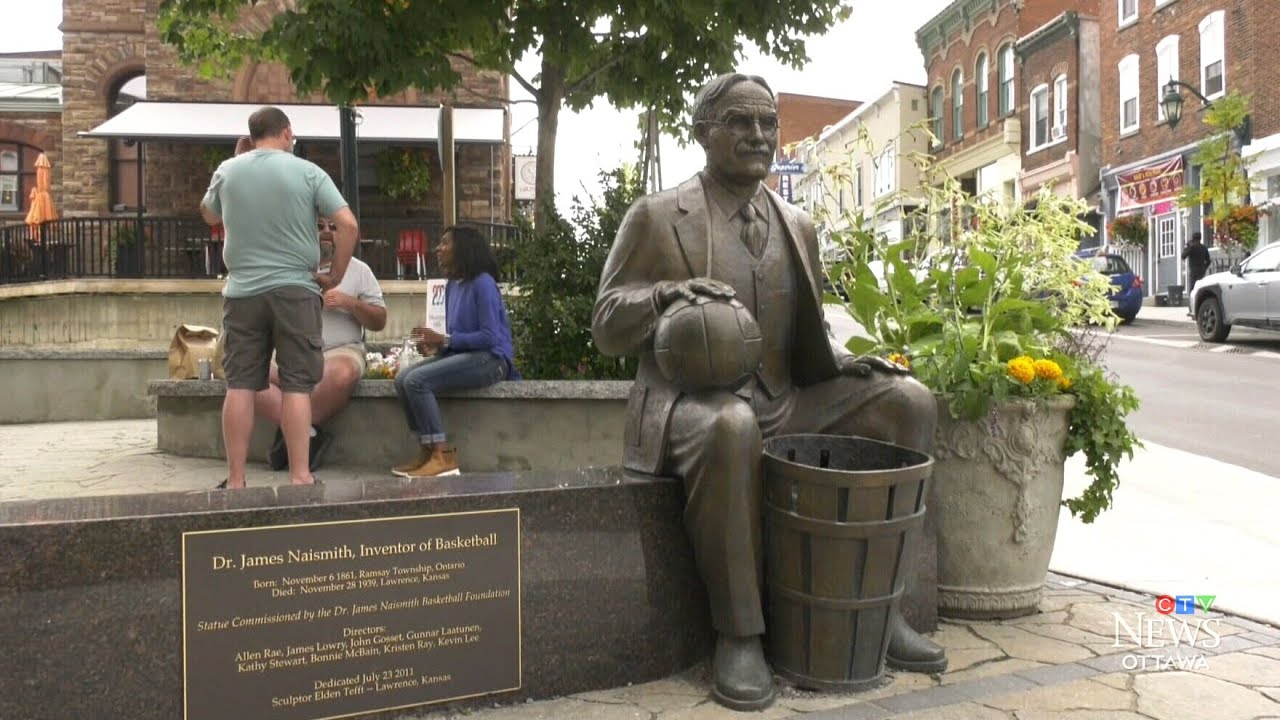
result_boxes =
[0,469,712,720]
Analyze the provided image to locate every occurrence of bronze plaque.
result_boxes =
[182,509,521,720]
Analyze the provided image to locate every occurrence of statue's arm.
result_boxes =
[795,211,854,360]
[592,198,678,358]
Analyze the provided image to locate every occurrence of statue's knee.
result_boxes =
[685,393,761,454]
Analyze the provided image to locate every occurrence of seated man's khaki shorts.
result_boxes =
[322,342,367,377]
[222,285,323,393]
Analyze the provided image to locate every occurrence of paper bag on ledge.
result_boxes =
[168,324,219,380]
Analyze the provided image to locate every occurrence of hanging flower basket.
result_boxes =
[1107,213,1148,250]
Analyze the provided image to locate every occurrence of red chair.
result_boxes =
[396,229,429,279]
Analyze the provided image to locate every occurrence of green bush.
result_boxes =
[509,166,641,380]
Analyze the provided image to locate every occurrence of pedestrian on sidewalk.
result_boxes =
[1182,232,1211,315]
[201,106,359,488]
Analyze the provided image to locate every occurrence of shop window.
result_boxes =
[0,143,40,213]
[108,73,146,210]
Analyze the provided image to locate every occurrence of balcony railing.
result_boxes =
[0,217,522,286]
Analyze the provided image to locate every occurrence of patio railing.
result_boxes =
[0,217,522,285]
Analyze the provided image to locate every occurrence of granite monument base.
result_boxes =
[0,469,712,720]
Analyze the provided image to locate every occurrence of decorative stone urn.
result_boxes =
[931,394,1076,619]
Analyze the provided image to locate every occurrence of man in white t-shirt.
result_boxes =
[255,217,388,471]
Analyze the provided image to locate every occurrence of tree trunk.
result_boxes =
[534,58,566,232]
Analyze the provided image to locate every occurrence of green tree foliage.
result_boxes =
[1177,92,1258,255]
[508,166,641,380]
[156,0,850,227]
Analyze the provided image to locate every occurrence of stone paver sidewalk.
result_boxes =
[406,576,1280,720]
[3,420,1279,719]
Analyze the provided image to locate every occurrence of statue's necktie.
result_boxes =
[740,203,765,258]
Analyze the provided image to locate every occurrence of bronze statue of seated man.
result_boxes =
[592,72,946,711]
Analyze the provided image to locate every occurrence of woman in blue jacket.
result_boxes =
[392,224,520,477]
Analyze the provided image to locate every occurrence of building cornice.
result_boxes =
[1015,11,1080,59]
[916,0,1003,60]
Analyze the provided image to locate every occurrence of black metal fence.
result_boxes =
[0,218,522,285]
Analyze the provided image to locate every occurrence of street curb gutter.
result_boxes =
[1049,569,1280,631]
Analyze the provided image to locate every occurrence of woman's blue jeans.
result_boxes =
[393,351,507,444]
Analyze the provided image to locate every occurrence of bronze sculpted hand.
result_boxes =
[653,278,736,309]
[839,354,912,378]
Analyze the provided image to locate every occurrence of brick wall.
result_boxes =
[1099,0,1279,171]
[770,93,860,192]
[918,0,1084,163]
[57,0,510,220]
[1018,18,1080,172]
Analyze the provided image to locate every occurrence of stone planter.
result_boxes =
[932,394,1076,619]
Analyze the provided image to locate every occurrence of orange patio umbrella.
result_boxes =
[24,153,58,242]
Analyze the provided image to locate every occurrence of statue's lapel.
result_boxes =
[674,175,709,278]
[765,187,821,306]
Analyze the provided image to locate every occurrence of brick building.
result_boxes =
[768,92,860,201]
[0,52,63,223]
[1098,0,1280,296]
[1016,8,1102,224]
[916,0,1081,206]
[0,0,510,228]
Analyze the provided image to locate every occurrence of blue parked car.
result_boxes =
[1076,251,1143,323]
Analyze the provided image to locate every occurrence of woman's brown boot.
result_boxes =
[392,445,432,476]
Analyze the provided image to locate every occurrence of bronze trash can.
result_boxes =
[763,434,932,691]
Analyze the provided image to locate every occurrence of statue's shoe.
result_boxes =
[885,612,948,674]
[711,634,775,711]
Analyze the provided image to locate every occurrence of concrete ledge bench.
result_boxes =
[0,468,712,719]
[0,347,168,423]
[148,379,633,472]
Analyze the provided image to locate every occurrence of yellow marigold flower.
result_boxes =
[887,352,911,369]
[1057,376,1073,390]
[1006,356,1036,384]
[1034,358,1063,381]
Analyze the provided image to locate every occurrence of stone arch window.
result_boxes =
[975,52,989,129]
[107,73,146,211]
[0,141,42,213]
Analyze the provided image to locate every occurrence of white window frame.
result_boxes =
[0,150,16,212]
[853,163,863,209]
[1155,0,1176,7]
[1199,10,1225,100]
[998,44,1015,116]
[1119,54,1140,134]
[1156,34,1180,121]
[1053,74,1068,137]
[1118,0,1138,27]
[976,53,989,128]
[930,86,945,145]
[951,69,964,140]
[1156,213,1178,259]
[873,142,896,198]
[1029,84,1051,151]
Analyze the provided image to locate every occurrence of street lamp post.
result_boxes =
[1160,79,1252,147]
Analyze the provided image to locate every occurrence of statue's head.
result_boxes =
[692,74,778,188]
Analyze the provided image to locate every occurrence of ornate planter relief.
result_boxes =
[931,395,1075,619]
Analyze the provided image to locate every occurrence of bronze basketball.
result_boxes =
[653,295,763,392]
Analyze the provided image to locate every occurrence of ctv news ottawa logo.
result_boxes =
[1112,594,1221,671]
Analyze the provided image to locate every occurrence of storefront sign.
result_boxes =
[1117,156,1184,211]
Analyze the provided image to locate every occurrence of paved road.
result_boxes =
[1103,319,1280,477]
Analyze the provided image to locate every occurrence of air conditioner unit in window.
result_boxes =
[1051,125,1065,140]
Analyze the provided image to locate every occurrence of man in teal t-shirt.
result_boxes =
[201,106,359,489]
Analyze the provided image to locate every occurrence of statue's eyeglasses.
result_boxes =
[704,114,780,134]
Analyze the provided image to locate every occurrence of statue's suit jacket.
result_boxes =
[592,174,847,475]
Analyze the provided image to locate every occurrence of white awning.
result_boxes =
[79,102,506,144]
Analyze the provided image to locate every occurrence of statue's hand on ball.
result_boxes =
[653,286,763,393]
[653,278,737,307]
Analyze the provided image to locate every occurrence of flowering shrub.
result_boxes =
[816,128,1141,523]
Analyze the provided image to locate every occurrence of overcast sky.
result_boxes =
[4,0,951,207]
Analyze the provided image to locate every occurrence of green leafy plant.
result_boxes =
[198,144,233,173]
[814,130,1141,523]
[1178,92,1258,257]
[377,148,432,201]
[507,166,641,380]
[1107,213,1148,249]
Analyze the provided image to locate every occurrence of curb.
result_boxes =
[1048,569,1280,630]
[1131,316,1196,329]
